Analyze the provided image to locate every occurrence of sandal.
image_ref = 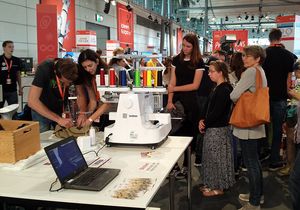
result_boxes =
[199,185,210,192]
[202,189,224,197]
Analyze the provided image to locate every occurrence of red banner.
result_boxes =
[36,4,58,63]
[177,28,183,54]
[117,3,134,50]
[41,0,76,52]
[212,30,248,52]
[276,15,296,23]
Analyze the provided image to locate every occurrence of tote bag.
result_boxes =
[229,68,270,128]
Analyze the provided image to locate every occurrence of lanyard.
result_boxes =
[92,76,100,101]
[4,58,12,78]
[55,74,66,113]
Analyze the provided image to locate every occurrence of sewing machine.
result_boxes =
[104,92,171,148]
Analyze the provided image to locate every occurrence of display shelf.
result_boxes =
[97,87,130,92]
[132,87,167,93]
[101,96,119,103]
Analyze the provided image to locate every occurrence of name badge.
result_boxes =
[6,78,11,84]
[62,113,66,118]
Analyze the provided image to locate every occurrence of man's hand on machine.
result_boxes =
[57,117,73,128]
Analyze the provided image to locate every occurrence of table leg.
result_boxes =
[169,170,175,210]
[187,145,192,210]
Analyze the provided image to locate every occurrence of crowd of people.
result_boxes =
[1,27,300,210]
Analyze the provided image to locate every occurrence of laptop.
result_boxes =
[44,136,120,191]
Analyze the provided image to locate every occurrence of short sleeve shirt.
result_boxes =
[32,60,68,116]
[0,54,22,92]
[172,55,205,87]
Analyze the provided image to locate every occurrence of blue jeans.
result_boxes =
[270,100,287,164]
[240,139,263,206]
[31,110,56,132]
[289,150,300,210]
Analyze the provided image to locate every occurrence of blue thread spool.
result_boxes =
[119,69,127,86]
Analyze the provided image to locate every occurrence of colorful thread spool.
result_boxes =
[157,70,163,87]
[146,70,152,87]
[109,68,116,87]
[134,70,141,87]
[100,68,105,86]
[119,69,127,86]
[143,70,147,87]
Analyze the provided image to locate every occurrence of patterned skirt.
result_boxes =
[202,126,235,190]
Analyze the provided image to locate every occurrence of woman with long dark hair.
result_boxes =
[167,33,204,178]
[77,49,110,127]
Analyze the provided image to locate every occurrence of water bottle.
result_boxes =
[89,126,96,146]
[291,72,296,88]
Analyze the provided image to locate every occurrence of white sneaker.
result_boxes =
[238,202,261,210]
[239,193,264,204]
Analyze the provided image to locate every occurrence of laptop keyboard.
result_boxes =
[72,168,106,186]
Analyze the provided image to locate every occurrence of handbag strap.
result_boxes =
[255,67,263,89]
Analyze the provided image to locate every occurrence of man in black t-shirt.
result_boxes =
[0,40,22,108]
[28,59,79,132]
[262,28,296,171]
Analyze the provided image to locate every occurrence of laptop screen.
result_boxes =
[44,137,88,184]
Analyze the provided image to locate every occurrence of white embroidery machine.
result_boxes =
[103,90,171,148]
[97,54,171,148]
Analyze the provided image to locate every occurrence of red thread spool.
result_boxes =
[100,68,105,86]
[109,68,116,87]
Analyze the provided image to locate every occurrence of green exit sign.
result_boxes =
[95,14,103,22]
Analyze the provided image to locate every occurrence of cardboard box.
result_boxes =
[0,120,41,163]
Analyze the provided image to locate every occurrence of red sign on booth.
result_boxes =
[177,29,183,54]
[117,3,134,50]
[36,4,58,63]
[212,30,248,52]
[41,0,76,52]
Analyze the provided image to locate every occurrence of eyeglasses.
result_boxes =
[208,70,217,73]
[242,53,252,58]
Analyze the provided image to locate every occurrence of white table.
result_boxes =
[0,136,192,210]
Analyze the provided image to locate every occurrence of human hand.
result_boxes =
[82,118,93,127]
[18,89,23,96]
[76,114,87,128]
[167,102,176,112]
[57,117,73,128]
[199,119,205,133]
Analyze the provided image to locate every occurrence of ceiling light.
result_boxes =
[103,1,111,14]
[186,17,190,22]
[237,15,242,21]
[148,14,153,21]
[265,14,270,20]
[126,4,132,12]
[199,17,203,22]
[104,0,109,3]
[251,15,254,21]
[176,17,180,23]
[225,16,229,21]
[154,17,159,24]
[111,0,116,6]
[245,13,249,20]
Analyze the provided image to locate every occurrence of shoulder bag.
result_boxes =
[229,68,270,128]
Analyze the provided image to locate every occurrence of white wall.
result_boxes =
[0,0,39,64]
[0,0,176,62]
